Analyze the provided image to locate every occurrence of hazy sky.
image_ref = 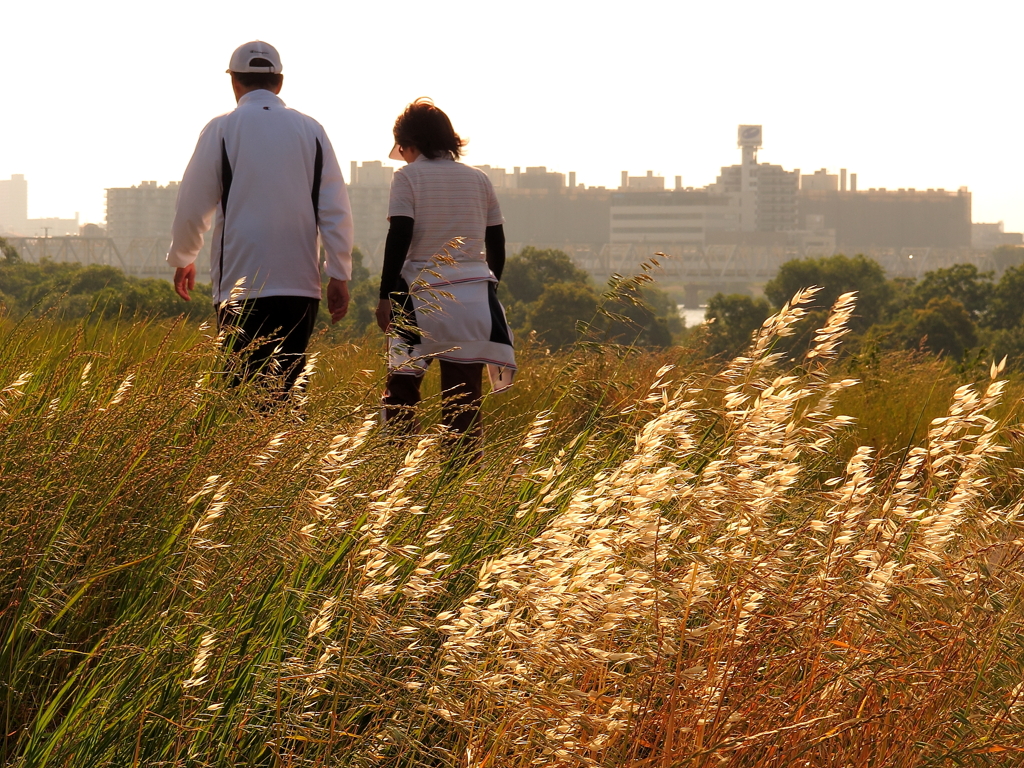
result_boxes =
[4,0,1022,231]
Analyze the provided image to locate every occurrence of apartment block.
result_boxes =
[0,174,28,234]
[609,190,735,245]
[105,181,180,239]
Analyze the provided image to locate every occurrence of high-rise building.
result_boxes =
[709,127,799,233]
[347,161,394,259]
[105,181,180,239]
[102,180,214,279]
[1,175,79,236]
[0,174,29,234]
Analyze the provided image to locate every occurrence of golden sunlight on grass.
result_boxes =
[3,292,1024,767]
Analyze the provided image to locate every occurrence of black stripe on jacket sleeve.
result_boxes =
[311,138,323,224]
[219,138,234,301]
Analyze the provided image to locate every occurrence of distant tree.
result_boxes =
[500,247,680,349]
[601,285,676,348]
[341,281,378,335]
[870,297,978,360]
[982,326,1024,370]
[908,264,993,320]
[0,240,13,311]
[502,247,591,306]
[764,254,891,332]
[350,245,371,285]
[0,259,213,321]
[0,236,19,263]
[499,247,594,339]
[526,282,599,350]
[640,285,686,338]
[904,297,978,358]
[68,264,128,294]
[991,245,1024,273]
[886,276,915,313]
[703,293,772,358]
[984,264,1024,331]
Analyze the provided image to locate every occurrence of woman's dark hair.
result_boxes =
[231,71,283,90]
[393,98,466,160]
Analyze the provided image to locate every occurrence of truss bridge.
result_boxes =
[4,237,211,281]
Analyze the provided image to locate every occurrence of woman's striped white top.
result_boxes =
[387,156,503,271]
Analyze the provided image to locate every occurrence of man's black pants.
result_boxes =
[217,296,319,399]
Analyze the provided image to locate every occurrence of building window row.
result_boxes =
[611,212,703,221]
[611,226,704,234]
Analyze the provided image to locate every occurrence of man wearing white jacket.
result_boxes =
[167,41,353,399]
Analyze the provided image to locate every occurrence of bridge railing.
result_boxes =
[6,236,1000,287]
[503,242,998,282]
[4,237,212,281]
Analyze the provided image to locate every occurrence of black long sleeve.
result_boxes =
[381,219,505,298]
[485,224,506,281]
[379,216,414,299]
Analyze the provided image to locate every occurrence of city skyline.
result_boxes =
[0,144,997,243]
[3,0,1023,231]
[0,146,1013,239]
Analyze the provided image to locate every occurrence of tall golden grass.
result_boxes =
[3,290,1024,767]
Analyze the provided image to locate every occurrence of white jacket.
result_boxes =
[166,89,353,304]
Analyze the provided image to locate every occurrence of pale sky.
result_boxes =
[4,0,1022,232]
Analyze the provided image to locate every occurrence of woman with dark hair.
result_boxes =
[377,98,516,452]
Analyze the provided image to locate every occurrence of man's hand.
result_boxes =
[375,298,392,332]
[174,264,196,301]
[327,278,350,324]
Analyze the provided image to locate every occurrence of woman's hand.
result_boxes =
[375,298,392,333]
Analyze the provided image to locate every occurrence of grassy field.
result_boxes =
[3,290,1024,767]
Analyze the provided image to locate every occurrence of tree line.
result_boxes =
[0,239,215,323]
[8,234,1023,365]
[0,239,681,349]
[703,247,1024,367]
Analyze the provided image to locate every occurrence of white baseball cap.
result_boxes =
[227,41,283,74]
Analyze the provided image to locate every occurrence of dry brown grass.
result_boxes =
[2,291,1024,767]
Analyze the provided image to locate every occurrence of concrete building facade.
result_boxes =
[105,181,179,239]
[0,174,79,236]
[347,161,393,258]
[341,127,975,269]
[97,180,209,278]
[474,165,517,189]
[609,190,736,245]
[0,174,28,234]
[709,128,800,234]
[972,222,1024,251]
[497,186,612,247]
[798,186,972,251]
[516,166,566,192]
[801,168,839,192]
[621,171,666,191]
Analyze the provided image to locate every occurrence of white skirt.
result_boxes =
[388,259,516,392]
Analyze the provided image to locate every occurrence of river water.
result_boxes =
[678,306,707,328]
